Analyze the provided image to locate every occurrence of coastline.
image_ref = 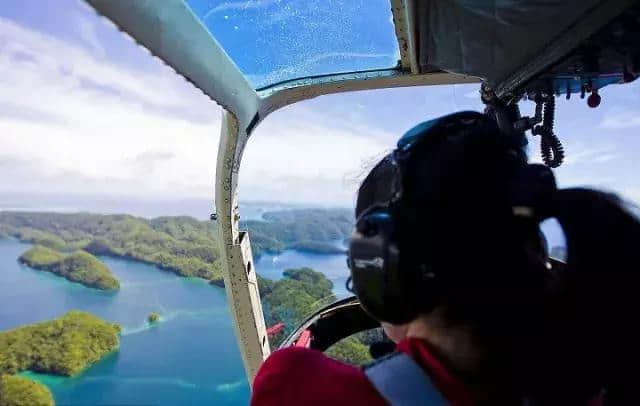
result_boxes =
[3,235,347,292]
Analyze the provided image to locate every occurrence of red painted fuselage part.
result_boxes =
[294,330,312,348]
[266,322,285,337]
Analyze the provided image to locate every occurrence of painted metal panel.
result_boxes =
[391,0,419,73]
[215,112,269,382]
[259,70,480,118]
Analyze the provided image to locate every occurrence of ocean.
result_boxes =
[0,238,350,405]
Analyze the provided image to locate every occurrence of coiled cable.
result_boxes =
[533,96,565,168]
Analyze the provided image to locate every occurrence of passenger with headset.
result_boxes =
[251,111,639,405]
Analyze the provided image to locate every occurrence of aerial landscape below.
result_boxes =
[0,209,353,286]
[0,208,359,405]
[0,206,572,406]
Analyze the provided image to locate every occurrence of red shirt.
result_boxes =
[251,337,476,405]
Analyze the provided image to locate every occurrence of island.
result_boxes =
[0,209,354,286]
[19,246,119,291]
[0,210,373,369]
[148,312,160,323]
[0,374,54,406]
[244,208,352,256]
[260,267,372,365]
[0,311,121,377]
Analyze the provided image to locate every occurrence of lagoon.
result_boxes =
[0,238,350,405]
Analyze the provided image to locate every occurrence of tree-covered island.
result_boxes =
[19,246,119,291]
[0,374,54,406]
[0,311,121,376]
[0,210,353,286]
[0,208,373,403]
[0,311,121,406]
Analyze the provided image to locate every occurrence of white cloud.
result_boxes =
[0,16,221,198]
[623,188,640,204]
[240,115,391,204]
[592,153,617,163]
[18,9,639,210]
[463,89,479,99]
[528,137,617,167]
[599,109,640,129]
[75,13,106,58]
[0,15,395,206]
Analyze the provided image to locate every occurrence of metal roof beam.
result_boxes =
[85,0,259,126]
[215,112,270,382]
[390,0,419,73]
[258,70,479,117]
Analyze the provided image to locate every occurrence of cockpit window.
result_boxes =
[242,85,486,349]
[184,0,400,88]
[533,79,640,252]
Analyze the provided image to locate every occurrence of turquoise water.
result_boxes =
[0,239,248,405]
[0,238,350,405]
[255,250,350,298]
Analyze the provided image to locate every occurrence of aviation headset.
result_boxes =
[347,111,556,324]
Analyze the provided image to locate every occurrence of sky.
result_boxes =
[0,0,639,212]
[185,0,399,87]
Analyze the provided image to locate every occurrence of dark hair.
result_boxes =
[356,120,640,403]
[540,188,640,403]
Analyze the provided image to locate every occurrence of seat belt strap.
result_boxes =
[364,352,448,406]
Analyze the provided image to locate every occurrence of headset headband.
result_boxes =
[356,111,495,221]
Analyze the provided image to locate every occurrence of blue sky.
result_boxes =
[0,0,639,207]
[186,0,400,87]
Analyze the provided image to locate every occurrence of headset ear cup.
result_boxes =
[383,240,417,324]
[348,210,417,324]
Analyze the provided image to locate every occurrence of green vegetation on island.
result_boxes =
[0,208,364,402]
[17,245,63,267]
[0,311,121,377]
[244,209,352,256]
[260,267,372,365]
[261,267,335,343]
[0,374,54,406]
[0,210,353,285]
[326,335,372,365]
[19,246,119,291]
[0,213,222,281]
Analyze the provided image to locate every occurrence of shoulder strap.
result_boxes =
[364,352,448,406]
